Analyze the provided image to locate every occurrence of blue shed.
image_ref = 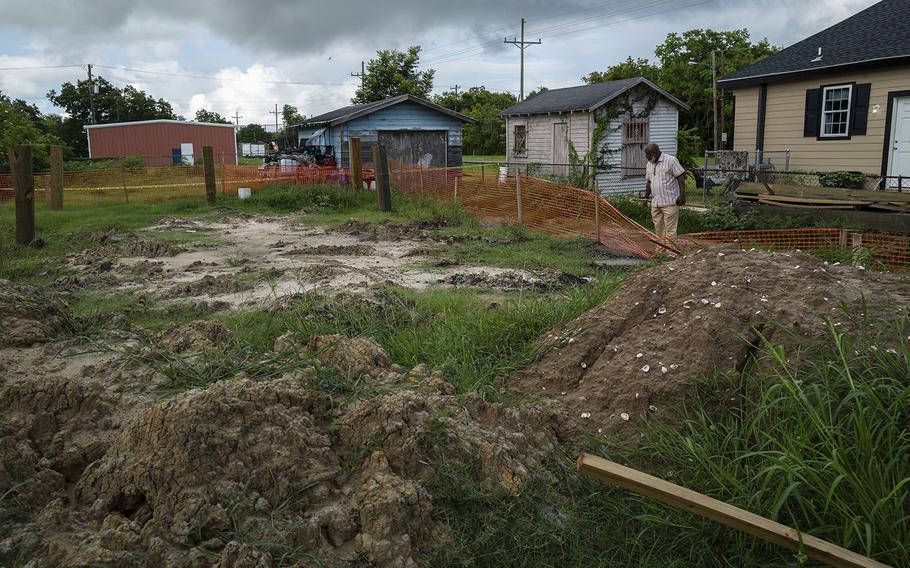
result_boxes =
[293,94,477,168]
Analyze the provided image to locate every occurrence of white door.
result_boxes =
[180,143,195,165]
[888,97,910,186]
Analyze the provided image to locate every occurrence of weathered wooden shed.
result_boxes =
[293,95,476,168]
[500,77,689,195]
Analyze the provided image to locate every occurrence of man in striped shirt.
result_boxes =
[644,143,686,238]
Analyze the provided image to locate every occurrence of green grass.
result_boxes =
[429,314,910,567]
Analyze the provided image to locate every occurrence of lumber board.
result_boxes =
[756,194,866,206]
[737,182,910,203]
[577,453,892,568]
[757,199,856,210]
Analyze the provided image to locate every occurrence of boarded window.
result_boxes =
[621,119,648,178]
[513,125,527,156]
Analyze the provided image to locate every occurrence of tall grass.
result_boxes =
[430,315,910,567]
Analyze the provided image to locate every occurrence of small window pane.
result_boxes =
[821,85,852,137]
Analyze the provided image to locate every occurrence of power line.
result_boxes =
[92,64,344,86]
[0,63,85,71]
[351,61,365,90]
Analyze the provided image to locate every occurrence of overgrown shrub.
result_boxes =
[819,170,867,189]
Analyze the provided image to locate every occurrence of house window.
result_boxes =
[513,124,527,156]
[621,118,648,177]
[821,85,852,137]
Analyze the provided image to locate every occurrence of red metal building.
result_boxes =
[85,120,238,167]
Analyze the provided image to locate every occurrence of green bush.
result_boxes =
[819,170,867,189]
[243,184,373,213]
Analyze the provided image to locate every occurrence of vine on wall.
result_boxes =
[565,88,659,190]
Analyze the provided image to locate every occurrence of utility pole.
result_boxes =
[504,18,541,101]
[87,64,97,125]
[719,51,725,149]
[269,103,280,141]
[351,61,365,90]
[233,110,243,126]
[452,84,461,111]
[711,50,718,151]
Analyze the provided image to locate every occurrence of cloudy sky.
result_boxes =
[0,0,877,128]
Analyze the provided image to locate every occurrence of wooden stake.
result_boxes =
[203,146,217,205]
[349,137,363,191]
[594,180,601,244]
[577,453,891,568]
[516,169,524,225]
[454,177,459,203]
[49,145,63,210]
[373,144,391,212]
[120,165,129,204]
[9,145,35,246]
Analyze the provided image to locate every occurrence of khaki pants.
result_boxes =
[651,204,679,238]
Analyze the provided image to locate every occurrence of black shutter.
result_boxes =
[851,83,871,135]
[804,88,821,137]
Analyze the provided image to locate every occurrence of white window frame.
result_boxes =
[621,118,649,178]
[820,84,853,138]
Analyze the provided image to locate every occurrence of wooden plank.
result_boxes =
[737,182,910,203]
[202,146,217,205]
[9,145,35,246]
[756,195,866,206]
[49,145,63,210]
[577,453,892,568]
[757,199,856,210]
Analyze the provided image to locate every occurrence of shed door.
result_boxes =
[377,130,447,168]
[553,122,569,176]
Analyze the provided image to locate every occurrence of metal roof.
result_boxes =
[499,77,689,116]
[719,0,910,88]
[84,119,236,129]
[292,94,478,128]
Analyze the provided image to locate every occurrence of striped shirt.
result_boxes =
[646,153,685,207]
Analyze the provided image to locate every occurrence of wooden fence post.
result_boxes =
[515,168,524,225]
[203,146,216,204]
[50,145,63,210]
[594,179,601,244]
[9,145,35,245]
[454,177,459,204]
[120,164,129,204]
[349,137,363,191]
[373,144,392,212]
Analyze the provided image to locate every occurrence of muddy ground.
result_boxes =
[3,213,909,567]
[60,214,587,309]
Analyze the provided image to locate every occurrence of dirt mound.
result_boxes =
[160,320,234,353]
[164,274,255,298]
[284,243,375,256]
[512,245,910,438]
[4,371,558,566]
[274,333,398,380]
[0,280,73,346]
[70,239,184,265]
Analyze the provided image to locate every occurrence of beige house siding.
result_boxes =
[731,66,910,174]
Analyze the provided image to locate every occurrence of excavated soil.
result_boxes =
[0,289,562,567]
[0,280,74,347]
[511,245,910,438]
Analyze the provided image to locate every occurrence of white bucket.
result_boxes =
[498,166,509,184]
[238,187,252,200]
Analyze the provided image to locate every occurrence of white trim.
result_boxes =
[84,119,237,129]
[717,53,910,86]
[820,84,853,138]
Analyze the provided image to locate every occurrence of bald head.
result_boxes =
[644,143,661,163]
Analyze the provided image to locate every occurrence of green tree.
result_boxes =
[525,86,548,99]
[435,87,517,155]
[237,123,269,143]
[47,76,177,156]
[0,91,64,172]
[654,29,777,151]
[282,104,304,127]
[194,109,231,124]
[352,46,435,104]
[582,57,661,84]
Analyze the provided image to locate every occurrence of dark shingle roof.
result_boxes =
[499,77,688,116]
[719,0,910,88]
[293,94,476,128]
